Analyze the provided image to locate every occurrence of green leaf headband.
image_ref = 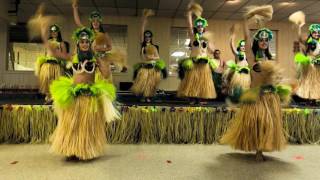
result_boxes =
[254,28,273,41]
[194,17,208,28]
[49,24,60,32]
[72,27,95,42]
[89,11,102,22]
[309,24,320,33]
[237,40,245,48]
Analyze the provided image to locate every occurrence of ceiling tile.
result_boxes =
[201,0,225,11]
[159,0,181,10]
[117,0,137,8]
[119,8,136,16]
[157,10,175,17]
[212,12,233,20]
[137,0,158,9]
[178,0,200,10]
[94,0,116,7]
[99,8,118,15]
[219,0,249,12]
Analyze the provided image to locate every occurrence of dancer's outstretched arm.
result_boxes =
[140,14,147,43]
[72,0,84,27]
[186,11,194,40]
[229,25,238,57]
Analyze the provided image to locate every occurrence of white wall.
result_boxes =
[0,13,305,90]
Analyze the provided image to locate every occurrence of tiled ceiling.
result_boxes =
[9,0,320,23]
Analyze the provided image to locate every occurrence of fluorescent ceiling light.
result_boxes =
[225,0,241,4]
[279,2,295,6]
[171,51,185,57]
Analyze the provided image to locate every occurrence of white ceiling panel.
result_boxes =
[137,0,158,9]
[118,8,136,16]
[94,0,116,7]
[201,0,225,11]
[12,0,320,23]
[178,0,201,10]
[117,0,137,8]
[212,11,233,20]
[99,8,118,15]
[157,10,175,17]
[158,0,180,10]
[219,0,249,12]
[238,0,274,12]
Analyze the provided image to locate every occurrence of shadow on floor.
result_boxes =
[205,152,300,180]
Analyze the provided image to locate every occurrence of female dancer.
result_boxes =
[34,22,68,103]
[224,25,251,100]
[50,27,119,160]
[289,11,320,100]
[130,9,167,102]
[177,3,217,102]
[72,0,126,82]
[221,5,292,161]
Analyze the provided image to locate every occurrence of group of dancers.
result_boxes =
[28,1,320,162]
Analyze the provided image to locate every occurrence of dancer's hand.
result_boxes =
[72,0,78,9]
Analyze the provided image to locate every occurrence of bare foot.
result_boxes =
[65,155,80,161]
[255,151,266,162]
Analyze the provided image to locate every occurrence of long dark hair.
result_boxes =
[305,34,318,54]
[141,30,159,54]
[48,31,63,42]
[192,27,205,35]
[90,23,105,33]
[252,39,273,60]
[77,43,93,63]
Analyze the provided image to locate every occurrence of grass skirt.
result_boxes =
[224,69,251,95]
[177,63,216,99]
[49,77,118,160]
[220,93,286,152]
[296,64,320,99]
[38,63,63,94]
[131,67,161,97]
[95,67,113,83]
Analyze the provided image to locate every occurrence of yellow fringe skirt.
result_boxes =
[296,64,320,99]
[131,68,161,97]
[50,95,118,160]
[177,63,216,99]
[95,68,113,83]
[220,93,286,152]
[38,63,63,94]
[225,69,251,95]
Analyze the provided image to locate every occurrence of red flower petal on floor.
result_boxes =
[294,156,304,160]
[10,161,18,164]
[166,160,172,163]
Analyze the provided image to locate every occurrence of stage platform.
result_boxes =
[1,89,320,145]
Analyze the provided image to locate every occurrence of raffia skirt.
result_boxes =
[296,64,320,100]
[177,63,216,99]
[225,69,251,95]
[220,92,286,152]
[38,63,63,94]
[50,95,118,160]
[131,67,161,97]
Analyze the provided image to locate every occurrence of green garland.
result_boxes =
[72,27,95,42]
[194,17,208,27]
[1,105,320,144]
[309,24,320,33]
[50,77,116,108]
[226,60,250,73]
[254,28,273,41]
[295,53,311,65]
[240,85,292,104]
